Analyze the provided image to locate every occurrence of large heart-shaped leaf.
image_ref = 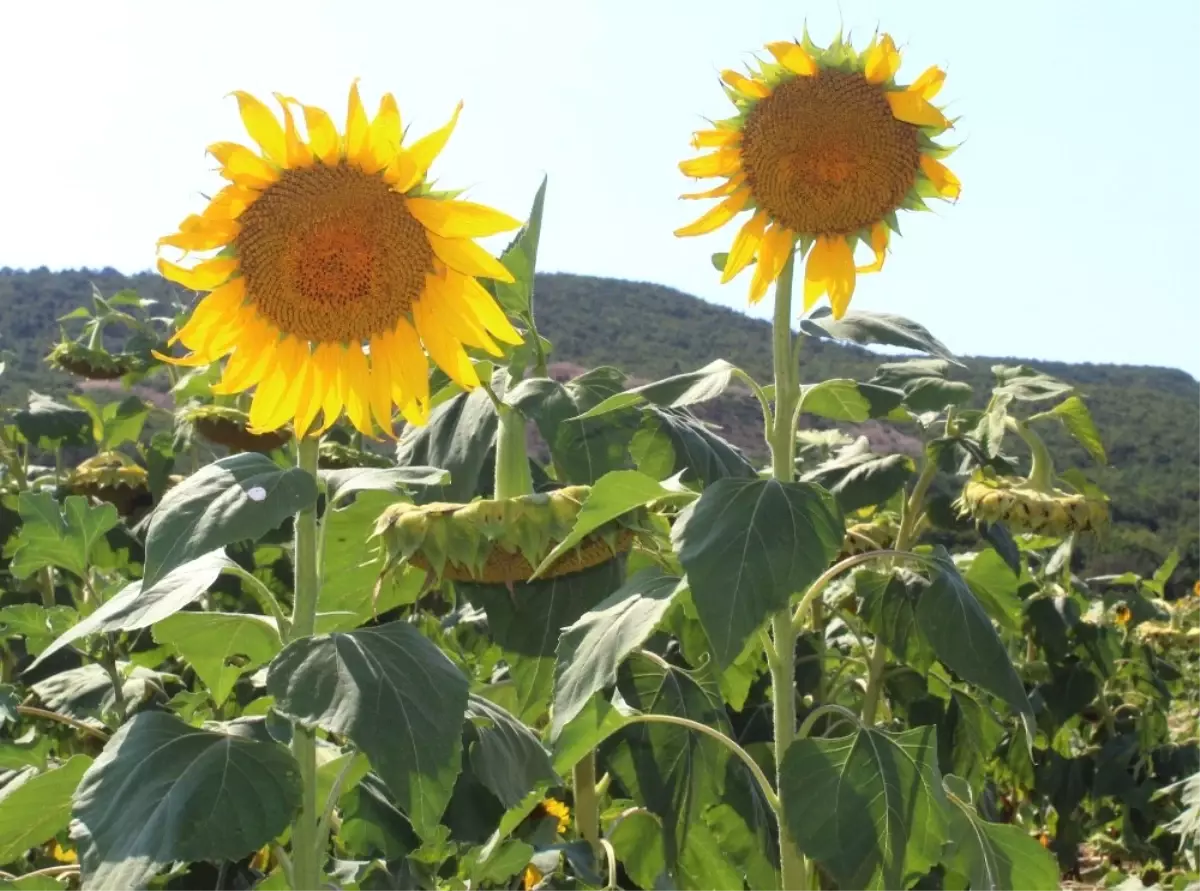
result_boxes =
[0,755,92,863]
[31,664,171,726]
[322,465,450,506]
[14,392,92,448]
[870,360,973,413]
[28,550,233,671]
[266,622,469,838]
[800,438,914,513]
[780,725,948,889]
[9,493,118,580]
[70,711,300,890]
[143,453,317,589]
[800,308,962,365]
[464,694,557,808]
[609,809,744,891]
[642,406,756,487]
[396,387,498,503]
[551,568,680,737]
[856,570,935,673]
[800,379,905,422]
[916,548,1034,723]
[1029,395,1106,464]
[0,605,76,656]
[573,360,738,420]
[152,612,282,705]
[672,478,842,667]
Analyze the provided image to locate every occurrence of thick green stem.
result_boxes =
[764,253,810,891]
[86,320,103,350]
[493,403,533,501]
[861,457,937,725]
[288,436,322,891]
[39,568,55,609]
[1009,417,1056,491]
[572,752,601,856]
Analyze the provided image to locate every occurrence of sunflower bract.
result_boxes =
[156,83,525,438]
[676,31,960,316]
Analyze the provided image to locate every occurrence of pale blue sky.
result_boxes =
[1,1,1196,376]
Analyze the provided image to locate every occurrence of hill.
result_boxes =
[1,267,1196,584]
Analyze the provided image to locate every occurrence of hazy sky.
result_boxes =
[2,1,1197,377]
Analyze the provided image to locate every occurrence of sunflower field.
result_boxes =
[1,28,1197,891]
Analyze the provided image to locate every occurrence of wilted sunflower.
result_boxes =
[156,83,524,437]
[676,31,960,314]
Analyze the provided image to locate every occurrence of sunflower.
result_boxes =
[156,83,524,437]
[676,31,960,314]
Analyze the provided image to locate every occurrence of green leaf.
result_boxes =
[322,465,450,507]
[0,755,92,863]
[801,308,963,365]
[533,469,669,578]
[856,570,935,673]
[673,478,843,666]
[396,387,498,503]
[31,663,170,726]
[1030,395,1106,464]
[551,693,628,776]
[572,360,738,420]
[153,612,282,705]
[943,774,1059,890]
[319,490,424,630]
[100,395,149,450]
[917,548,1034,722]
[609,809,744,891]
[70,711,300,890]
[491,176,546,317]
[0,686,17,729]
[992,365,1075,402]
[28,550,233,671]
[464,694,557,808]
[800,437,914,513]
[964,549,1024,632]
[607,653,734,888]
[801,379,905,422]
[14,392,91,448]
[946,689,1006,789]
[780,725,949,889]
[551,568,679,737]
[642,406,756,487]
[143,453,318,589]
[0,605,77,656]
[266,622,469,838]
[1148,548,1181,597]
[10,493,118,580]
[463,558,625,722]
[870,359,973,413]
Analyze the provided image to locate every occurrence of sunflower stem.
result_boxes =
[572,751,602,859]
[765,251,811,891]
[288,435,322,891]
[493,403,533,500]
[1008,417,1056,492]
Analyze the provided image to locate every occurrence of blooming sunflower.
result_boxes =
[156,83,524,437]
[676,31,960,314]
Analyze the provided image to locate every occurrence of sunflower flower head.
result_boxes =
[156,82,524,438]
[676,30,960,315]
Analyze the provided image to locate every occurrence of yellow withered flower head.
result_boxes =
[156,83,524,437]
[676,31,960,314]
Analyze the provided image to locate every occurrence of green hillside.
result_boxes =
[1,266,1196,583]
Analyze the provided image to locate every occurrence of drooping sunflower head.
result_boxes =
[157,82,524,438]
[676,31,960,314]
[955,473,1109,537]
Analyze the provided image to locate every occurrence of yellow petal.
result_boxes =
[172,278,246,347]
[294,347,329,438]
[721,70,771,99]
[909,66,946,100]
[886,91,951,129]
[766,41,817,77]
[158,217,239,252]
[681,174,745,200]
[382,150,419,191]
[213,319,279,395]
[427,232,515,283]
[673,188,751,237]
[214,144,278,189]
[690,129,741,150]
[426,273,501,355]
[300,102,341,165]
[344,80,370,168]
[230,91,287,164]
[455,272,524,345]
[274,94,314,168]
[403,101,463,190]
[803,236,857,318]
[406,197,522,239]
[920,155,961,200]
[157,257,239,291]
[366,92,401,174]
[203,184,259,222]
[679,148,742,179]
[748,223,795,304]
[855,222,889,274]
[390,318,431,416]
[249,336,304,432]
[341,342,375,436]
[413,296,479,389]
[368,335,398,436]
[721,210,768,283]
[314,342,346,433]
[206,142,242,167]
[864,34,901,84]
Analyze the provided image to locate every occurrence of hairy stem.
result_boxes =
[572,752,601,856]
[288,436,322,891]
[765,252,810,891]
[1009,416,1056,492]
[493,403,533,501]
